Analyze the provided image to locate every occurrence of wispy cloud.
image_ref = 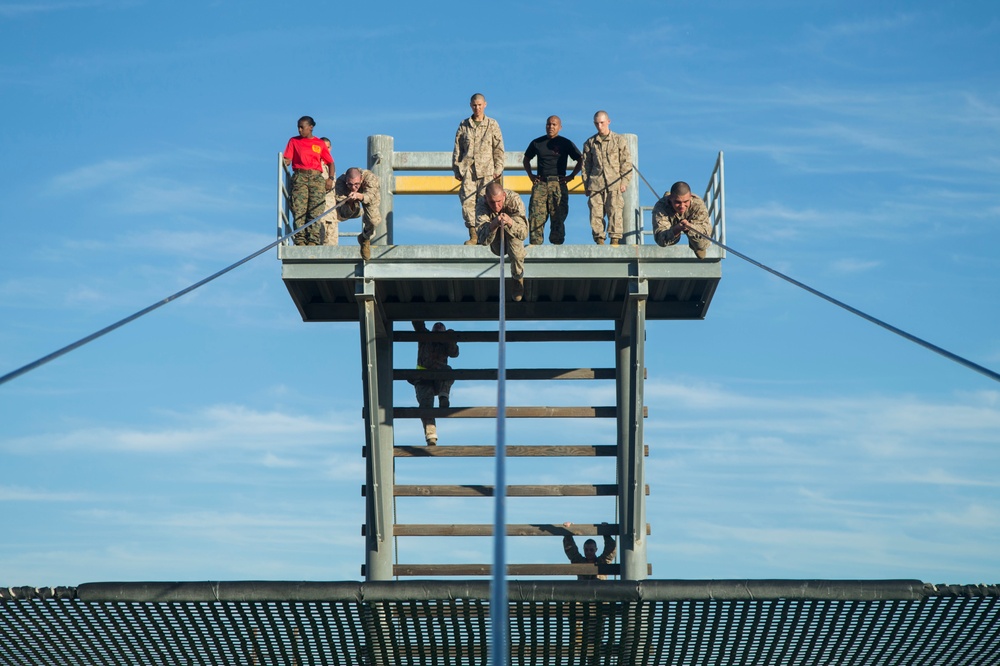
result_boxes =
[0,485,90,501]
[0,0,134,18]
[803,13,919,48]
[4,404,359,454]
[830,258,881,273]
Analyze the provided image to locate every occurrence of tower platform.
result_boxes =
[280,243,722,322]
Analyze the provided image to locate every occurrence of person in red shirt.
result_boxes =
[283,116,334,246]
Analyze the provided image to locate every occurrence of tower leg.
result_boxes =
[616,279,648,580]
[359,284,394,581]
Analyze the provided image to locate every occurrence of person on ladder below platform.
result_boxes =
[410,321,459,445]
[562,521,616,580]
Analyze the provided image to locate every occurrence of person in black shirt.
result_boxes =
[522,116,583,245]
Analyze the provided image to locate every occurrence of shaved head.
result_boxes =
[669,181,691,197]
[593,110,611,136]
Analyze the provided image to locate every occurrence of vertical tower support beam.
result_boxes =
[616,278,648,580]
[367,135,395,246]
[358,279,395,581]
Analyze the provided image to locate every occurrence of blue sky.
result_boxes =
[2,1,999,586]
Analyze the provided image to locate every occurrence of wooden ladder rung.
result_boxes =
[362,484,649,497]
[387,444,648,458]
[392,406,646,418]
[371,523,651,537]
[394,368,618,381]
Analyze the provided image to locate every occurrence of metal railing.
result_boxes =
[278,141,725,254]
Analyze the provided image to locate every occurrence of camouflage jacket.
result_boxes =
[581,130,632,192]
[475,190,528,244]
[333,169,381,208]
[452,116,505,181]
[652,193,712,246]
[563,534,617,581]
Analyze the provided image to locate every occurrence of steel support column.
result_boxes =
[616,278,648,580]
[358,278,394,581]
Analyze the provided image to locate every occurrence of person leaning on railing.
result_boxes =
[652,181,712,259]
[333,167,381,261]
[475,181,528,302]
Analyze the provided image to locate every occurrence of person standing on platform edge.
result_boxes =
[333,167,382,261]
[282,116,334,246]
[476,181,528,302]
[453,93,505,244]
[581,110,631,246]
[522,115,582,245]
[410,321,459,446]
[652,181,713,259]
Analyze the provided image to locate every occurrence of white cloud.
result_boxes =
[0,0,131,18]
[0,485,90,501]
[3,404,359,454]
[831,258,881,274]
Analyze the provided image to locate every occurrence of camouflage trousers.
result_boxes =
[458,173,493,230]
[588,187,624,243]
[414,370,453,443]
[528,178,569,245]
[488,230,526,279]
[290,170,326,245]
[320,191,339,246]
[333,199,382,241]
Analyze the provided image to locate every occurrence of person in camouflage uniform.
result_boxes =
[333,167,382,260]
[562,521,616,581]
[476,181,528,302]
[652,181,713,259]
[580,110,632,246]
[319,138,339,246]
[522,115,582,245]
[282,116,334,246]
[411,320,460,446]
[453,93,505,244]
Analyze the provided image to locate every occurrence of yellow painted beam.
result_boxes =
[394,175,586,195]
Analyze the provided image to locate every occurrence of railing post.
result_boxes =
[624,133,640,245]
[368,135,394,246]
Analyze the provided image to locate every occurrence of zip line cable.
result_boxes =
[632,165,1000,385]
[0,206,338,388]
[490,226,510,666]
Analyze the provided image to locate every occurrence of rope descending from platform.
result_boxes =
[631,164,1000,386]
[490,229,510,666]
[0,200,346,387]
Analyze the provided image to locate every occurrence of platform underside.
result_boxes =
[280,244,723,322]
